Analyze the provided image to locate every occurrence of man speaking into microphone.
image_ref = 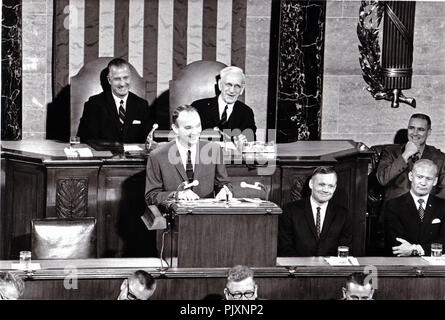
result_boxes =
[145,105,233,205]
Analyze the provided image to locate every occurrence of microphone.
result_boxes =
[183,180,199,190]
[213,127,232,143]
[175,180,199,202]
[145,123,159,151]
[240,181,264,190]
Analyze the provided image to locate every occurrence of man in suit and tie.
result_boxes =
[385,159,445,256]
[145,104,233,205]
[277,166,352,256]
[191,66,256,143]
[77,58,155,143]
[376,113,445,204]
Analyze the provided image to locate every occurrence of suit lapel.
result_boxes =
[193,141,202,183]
[320,202,336,240]
[420,195,435,237]
[405,193,421,222]
[105,91,121,129]
[123,93,137,135]
[211,97,221,125]
[227,101,239,127]
[302,199,318,241]
[170,142,188,182]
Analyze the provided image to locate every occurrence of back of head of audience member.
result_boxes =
[342,272,375,300]
[117,270,157,300]
[224,265,258,300]
[0,272,24,300]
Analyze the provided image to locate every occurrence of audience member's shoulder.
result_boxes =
[191,97,213,108]
[149,140,175,158]
[432,195,445,206]
[236,99,253,111]
[380,143,403,154]
[386,192,409,207]
[426,144,445,157]
[330,201,349,215]
[283,198,306,211]
[129,91,148,104]
[87,91,107,102]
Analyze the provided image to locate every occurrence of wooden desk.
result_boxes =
[1,257,445,300]
[1,139,371,259]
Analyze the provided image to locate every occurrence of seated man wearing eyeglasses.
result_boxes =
[117,270,157,300]
[224,265,258,301]
[342,272,375,300]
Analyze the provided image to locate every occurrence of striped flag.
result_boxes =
[53,0,247,106]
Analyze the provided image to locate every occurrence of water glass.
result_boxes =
[337,246,349,258]
[19,251,31,269]
[431,243,443,257]
[69,136,80,148]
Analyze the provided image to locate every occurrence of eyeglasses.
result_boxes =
[347,295,371,300]
[126,280,140,300]
[225,288,255,299]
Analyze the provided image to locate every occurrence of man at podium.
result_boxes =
[145,105,233,205]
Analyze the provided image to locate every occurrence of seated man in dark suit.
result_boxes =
[191,66,256,142]
[385,159,445,256]
[377,113,445,205]
[277,166,352,256]
[145,104,233,205]
[77,58,154,143]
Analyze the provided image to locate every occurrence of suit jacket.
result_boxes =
[384,192,445,255]
[376,144,445,202]
[77,90,154,143]
[145,140,233,205]
[191,96,257,141]
[277,198,352,257]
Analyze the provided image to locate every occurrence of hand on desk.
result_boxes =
[392,237,415,256]
[215,185,233,201]
[177,189,200,201]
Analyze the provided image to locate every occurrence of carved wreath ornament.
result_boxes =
[357,0,385,99]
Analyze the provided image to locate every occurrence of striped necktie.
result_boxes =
[186,150,194,183]
[220,105,228,126]
[118,100,125,125]
[316,207,321,238]
[418,199,425,222]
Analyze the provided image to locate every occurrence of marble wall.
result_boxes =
[21,0,52,139]
[276,0,326,142]
[322,1,445,151]
[1,0,22,140]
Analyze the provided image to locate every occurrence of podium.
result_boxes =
[167,199,282,268]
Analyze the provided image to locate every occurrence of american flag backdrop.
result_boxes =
[53,0,251,106]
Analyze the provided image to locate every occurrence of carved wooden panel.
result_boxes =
[56,178,88,218]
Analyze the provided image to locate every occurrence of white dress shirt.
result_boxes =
[410,191,429,211]
[112,92,129,114]
[175,139,197,172]
[218,95,234,120]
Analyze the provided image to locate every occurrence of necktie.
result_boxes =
[411,152,421,163]
[118,100,125,125]
[220,105,228,126]
[186,150,194,183]
[316,207,321,238]
[418,199,425,222]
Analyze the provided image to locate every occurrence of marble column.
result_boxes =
[1,0,22,140]
[276,0,325,142]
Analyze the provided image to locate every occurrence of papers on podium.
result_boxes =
[422,256,445,265]
[324,256,360,266]
[64,147,93,157]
